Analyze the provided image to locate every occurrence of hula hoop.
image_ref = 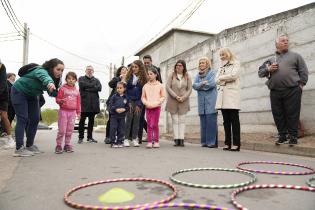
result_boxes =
[231,184,315,210]
[236,161,315,175]
[306,176,315,188]
[136,203,233,210]
[170,168,257,189]
[64,178,177,210]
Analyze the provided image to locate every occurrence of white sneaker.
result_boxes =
[2,135,15,150]
[13,146,34,157]
[132,139,139,147]
[123,139,130,147]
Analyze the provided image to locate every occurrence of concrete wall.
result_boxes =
[138,30,213,66]
[159,3,315,135]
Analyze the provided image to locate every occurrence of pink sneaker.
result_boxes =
[146,143,153,148]
[153,142,160,148]
[64,145,73,153]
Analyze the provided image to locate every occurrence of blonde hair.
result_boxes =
[219,48,237,62]
[198,57,211,69]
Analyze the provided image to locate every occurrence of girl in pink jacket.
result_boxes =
[141,68,165,148]
[55,72,81,154]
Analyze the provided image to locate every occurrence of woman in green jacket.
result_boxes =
[11,58,64,157]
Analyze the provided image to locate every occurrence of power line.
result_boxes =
[137,0,196,52]
[31,33,109,68]
[177,0,206,27]
[0,34,21,39]
[0,38,22,42]
[0,32,19,36]
[4,0,24,29]
[0,0,25,37]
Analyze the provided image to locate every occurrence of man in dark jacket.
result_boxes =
[78,65,102,143]
[258,34,308,146]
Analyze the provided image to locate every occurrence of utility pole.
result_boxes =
[121,56,125,66]
[109,63,113,95]
[22,23,30,65]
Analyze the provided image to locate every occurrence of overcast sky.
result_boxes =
[0,0,313,109]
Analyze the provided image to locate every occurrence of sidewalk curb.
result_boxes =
[162,134,315,158]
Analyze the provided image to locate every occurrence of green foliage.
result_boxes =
[41,109,58,125]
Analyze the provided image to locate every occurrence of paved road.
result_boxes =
[0,130,314,210]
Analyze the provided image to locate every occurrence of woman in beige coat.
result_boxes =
[165,60,192,146]
[215,48,241,151]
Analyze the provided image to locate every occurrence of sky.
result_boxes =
[0,0,313,109]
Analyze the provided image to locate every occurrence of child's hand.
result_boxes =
[120,108,126,112]
[77,114,81,120]
[135,106,141,114]
[115,108,121,113]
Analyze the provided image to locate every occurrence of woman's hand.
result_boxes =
[47,83,56,92]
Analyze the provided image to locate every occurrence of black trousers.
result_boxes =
[8,105,15,124]
[105,115,111,139]
[110,117,125,145]
[138,107,147,141]
[221,109,240,146]
[78,112,96,139]
[270,86,302,138]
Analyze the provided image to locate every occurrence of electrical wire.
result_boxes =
[31,33,109,68]
[0,0,25,37]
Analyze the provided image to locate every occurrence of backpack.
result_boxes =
[18,63,40,77]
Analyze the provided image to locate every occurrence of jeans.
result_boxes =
[199,113,217,146]
[11,87,39,150]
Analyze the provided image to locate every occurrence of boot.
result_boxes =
[173,139,179,146]
[179,139,185,147]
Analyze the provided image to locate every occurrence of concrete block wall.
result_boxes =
[159,3,315,135]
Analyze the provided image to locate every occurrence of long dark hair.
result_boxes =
[125,60,147,86]
[173,60,188,80]
[115,66,127,77]
[42,58,64,88]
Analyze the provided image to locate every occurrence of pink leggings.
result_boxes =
[56,109,76,146]
[146,107,161,143]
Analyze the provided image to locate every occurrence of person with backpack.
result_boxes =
[11,58,64,157]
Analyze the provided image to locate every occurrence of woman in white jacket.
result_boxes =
[215,48,241,151]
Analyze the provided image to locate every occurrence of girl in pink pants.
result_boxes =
[55,72,81,154]
[141,68,165,148]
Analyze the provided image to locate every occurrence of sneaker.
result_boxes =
[78,138,83,144]
[88,138,98,143]
[153,142,160,148]
[112,145,119,148]
[64,145,73,153]
[288,137,298,146]
[55,145,63,154]
[13,146,34,157]
[2,135,15,150]
[26,145,43,154]
[146,142,153,148]
[118,144,124,148]
[104,137,111,144]
[275,135,288,145]
[123,139,130,147]
[132,139,139,147]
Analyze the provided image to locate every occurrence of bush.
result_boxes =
[41,109,58,125]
